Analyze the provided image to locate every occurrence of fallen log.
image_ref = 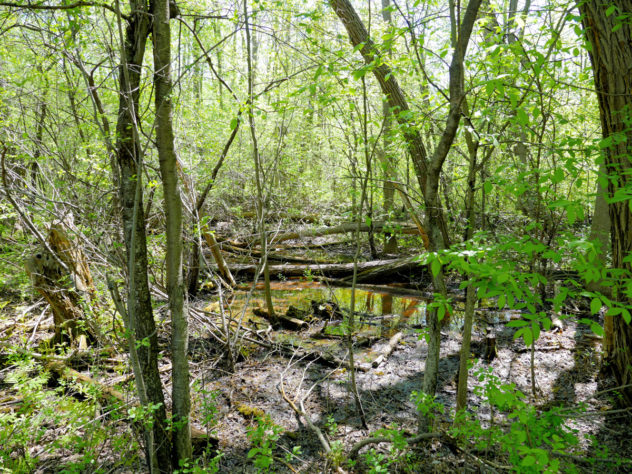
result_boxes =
[236,221,420,246]
[371,331,403,368]
[316,277,431,298]
[219,256,425,283]
[253,307,308,331]
[341,256,424,283]
[220,243,330,264]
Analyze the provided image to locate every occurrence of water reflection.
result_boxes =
[224,280,428,338]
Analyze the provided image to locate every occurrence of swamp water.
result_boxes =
[204,280,515,352]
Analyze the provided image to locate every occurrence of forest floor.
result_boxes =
[181,284,632,473]
[2,232,632,472]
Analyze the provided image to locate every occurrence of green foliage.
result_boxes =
[0,353,139,472]
[326,440,346,469]
[246,415,283,472]
[197,384,221,435]
[411,390,444,424]
[458,367,581,473]
[360,425,411,473]
[175,449,224,474]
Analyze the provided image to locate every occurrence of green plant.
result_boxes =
[361,426,411,473]
[363,448,389,473]
[175,449,224,473]
[411,390,444,425]
[246,415,283,472]
[0,353,139,472]
[197,384,221,435]
[326,440,346,469]
[324,414,338,437]
[454,366,581,473]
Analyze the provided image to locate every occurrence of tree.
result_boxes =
[152,0,191,464]
[329,0,482,430]
[579,0,632,404]
[113,1,171,470]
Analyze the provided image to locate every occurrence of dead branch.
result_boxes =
[348,432,442,459]
[371,331,403,368]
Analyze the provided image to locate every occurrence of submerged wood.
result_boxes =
[221,256,424,282]
[253,307,308,330]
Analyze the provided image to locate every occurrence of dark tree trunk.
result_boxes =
[329,0,451,248]
[580,0,632,405]
[115,1,171,469]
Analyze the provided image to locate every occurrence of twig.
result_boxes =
[348,432,441,459]
[27,306,49,345]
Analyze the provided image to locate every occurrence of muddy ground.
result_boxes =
[2,230,632,472]
[177,281,632,473]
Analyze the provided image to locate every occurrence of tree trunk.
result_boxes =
[329,0,451,248]
[245,0,275,322]
[580,0,632,405]
[330,0,482,432]
[381,0,398,254]
[152,0,191,464]
[588,161,613,355]
[115,2,171,469]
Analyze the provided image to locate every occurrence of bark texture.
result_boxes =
[152,0,191,463]
[115,1,170,469]
[580,0,632,404]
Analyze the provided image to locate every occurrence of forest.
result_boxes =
[1,0,632,472]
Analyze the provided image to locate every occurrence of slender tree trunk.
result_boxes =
[580,0,632,404]
[244,0,275,320]
[114,1,170,469]
[381,0,397,254]
[152,0,191,464]
[330,0,482,433]
[588,160,613,356]
[456,134,479,412]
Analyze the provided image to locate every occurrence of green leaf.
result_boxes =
[431,258,441,278]
[606,307,622,316]
[551,168,564,184]
[590,298,602,315]
[590,322,604,337]
[522,455,536,467]
[532,322,540,341]
[438,304,446,321]
[485,80,496,95]
[484,181,492,194]
[507,320,529,328]
[606,5,616,16]
[623,308,631,324]
[516,108,529,125]
[523,328,533,347]
[230,117,239,130]
[498,294,506,309]
[497,272,509,283]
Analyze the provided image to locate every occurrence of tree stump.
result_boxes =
[24,225,95,346]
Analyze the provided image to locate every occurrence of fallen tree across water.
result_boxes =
[217,256,425,283]
[232,220,423,246]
